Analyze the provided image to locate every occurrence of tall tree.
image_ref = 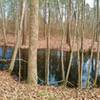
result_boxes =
[27,0,39,84]
[80,0,85,88]
[94,0,99,86]
[9,0,26,72]
[45,0,50,85]
[76,0,81,88]
[66,0,71,47]
[57,0,65,83]
[22,0,28,45]
[0,0,7,45]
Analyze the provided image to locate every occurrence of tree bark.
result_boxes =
[22,0,28,45]
[27,0,39,84]
[93,0,100,86]
[57,0,65,82]
[66,0,71,47]
[45,1,51,85]
[0,0,7,45]
[9,0,26,72]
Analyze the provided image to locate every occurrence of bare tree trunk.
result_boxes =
[14,0,20,44]
[45,1,50,85]
[66,0,71,47]
[94,0,100,86]
[86,35,95,88]
[43,0,47,40]
[27,0,39,84]
[65,27,76,85]
[65,0,78,85]
[9,0,26,72]
[0,0,7,45]
[22,0,28,45]
[77,34,81,88]
[18,48,21,82]
[57,0,65,82]
[76,0,81,88]
[79,0,85,88]
[86,3,96,88]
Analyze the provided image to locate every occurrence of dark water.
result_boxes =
[0,47,13,69]
[0,47,100,88]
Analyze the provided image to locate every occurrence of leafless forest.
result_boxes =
[0,0,100,99]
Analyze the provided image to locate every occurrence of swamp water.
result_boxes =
[0,47,100,88]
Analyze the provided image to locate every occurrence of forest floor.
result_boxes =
[0,71,100,100]
[0,33,98,52]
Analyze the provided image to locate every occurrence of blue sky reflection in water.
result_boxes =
[0,47,13,69]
